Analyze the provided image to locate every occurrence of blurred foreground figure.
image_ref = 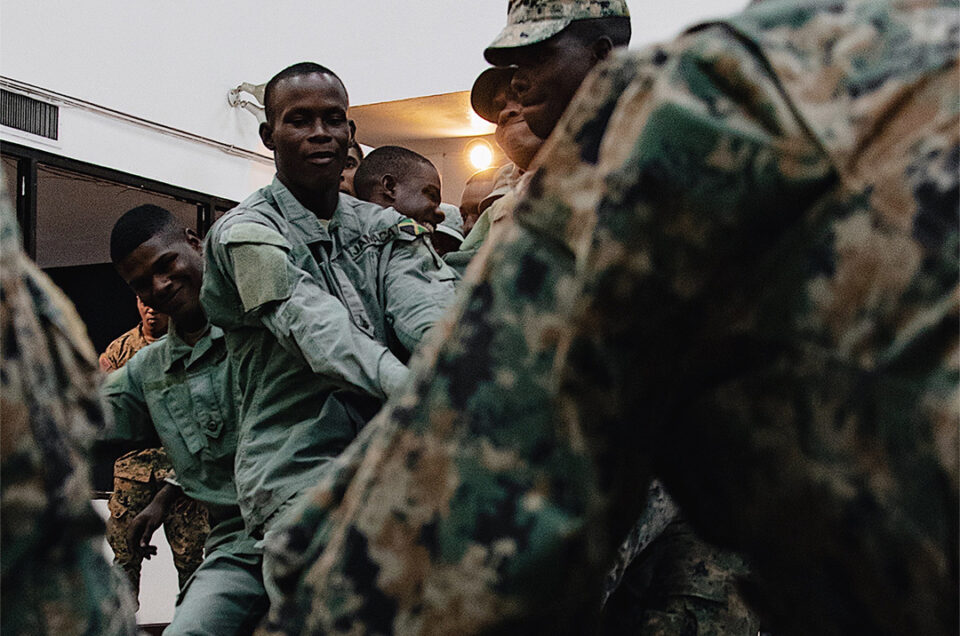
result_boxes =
[0,183,137,635]
[260,0,958,634]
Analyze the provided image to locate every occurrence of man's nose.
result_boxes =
[308,120,333,140]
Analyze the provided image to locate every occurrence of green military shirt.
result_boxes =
[100,323,238,508]
[201,180,457,530]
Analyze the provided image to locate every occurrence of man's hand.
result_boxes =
[127,483,179,559]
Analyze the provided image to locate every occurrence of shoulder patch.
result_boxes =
[397,218,430,238]
[222,222,289,249]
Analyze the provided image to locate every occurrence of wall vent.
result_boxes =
[1,90,58,140]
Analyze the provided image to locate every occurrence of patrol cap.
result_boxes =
[438,203,464,235]
[436,203,465,243]
[470,66,516,124]
[484,0,630,61]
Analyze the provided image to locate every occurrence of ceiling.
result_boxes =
[350,91,495,147]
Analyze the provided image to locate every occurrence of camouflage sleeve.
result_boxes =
[0,196,137,635]
[550,9,958,636]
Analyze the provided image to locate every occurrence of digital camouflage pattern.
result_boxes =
[485,0,630,52]
[600,520,756,635]
[99,322,155,372]
[0,185,137,635]
[106,450,209,599]
[260,1,958,634]
[601,480,678,604]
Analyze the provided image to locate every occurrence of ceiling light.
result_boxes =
[467,139,493,171]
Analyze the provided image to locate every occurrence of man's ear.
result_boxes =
[591,35,614,62]
[348,119,357,145]
[259,121,275,151]
[185,228,203,253]
[381,174,398,202]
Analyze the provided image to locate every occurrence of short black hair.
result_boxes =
[263,62,348,123]
[110,204,180,265]
[354,146,436,201]
[564,16,632,48]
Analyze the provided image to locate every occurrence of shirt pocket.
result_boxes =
[186,367,236,460]
[143,384,202,470]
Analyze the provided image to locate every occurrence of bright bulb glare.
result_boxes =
[468,141,493,170]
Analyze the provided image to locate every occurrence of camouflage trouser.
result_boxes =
[600,519,758,635]
[106,449,209,604]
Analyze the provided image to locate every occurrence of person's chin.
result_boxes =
[295,168,341,191]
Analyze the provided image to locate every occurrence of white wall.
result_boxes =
[92,499,180,626]
[1,1,744,201]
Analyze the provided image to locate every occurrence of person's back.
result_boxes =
[256,1,958,635]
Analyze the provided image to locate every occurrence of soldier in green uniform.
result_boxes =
[257,1,959,635]
[199,62,458,600]
[0,181,137,636]
[100,294,209,605]
[353,145,446,232]
[100,204,268,635]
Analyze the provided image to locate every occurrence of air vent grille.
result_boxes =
[1,90,58,140]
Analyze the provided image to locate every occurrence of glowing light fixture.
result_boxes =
[466,139,493,170]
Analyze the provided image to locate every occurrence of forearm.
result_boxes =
[262,284,409,399]
[150,482,180,514]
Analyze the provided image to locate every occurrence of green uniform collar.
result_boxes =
[266,177,343,248]
[162,319,224,373]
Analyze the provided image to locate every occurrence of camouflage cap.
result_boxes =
[485,0,630,60]
[470,66,516,124]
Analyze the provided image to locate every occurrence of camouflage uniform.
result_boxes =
[106,447,209,598]
[99,322,156,372]
[260,1,958,635]
[601,520,758,636]
[0,184,137,635]
[101,326,209,600]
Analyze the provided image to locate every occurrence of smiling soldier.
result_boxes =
[199,62,457,603]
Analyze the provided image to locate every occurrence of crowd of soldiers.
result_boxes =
[1,0,957,635]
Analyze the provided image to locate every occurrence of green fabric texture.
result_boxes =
[200,180,458,532]
[100,324,239,507]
